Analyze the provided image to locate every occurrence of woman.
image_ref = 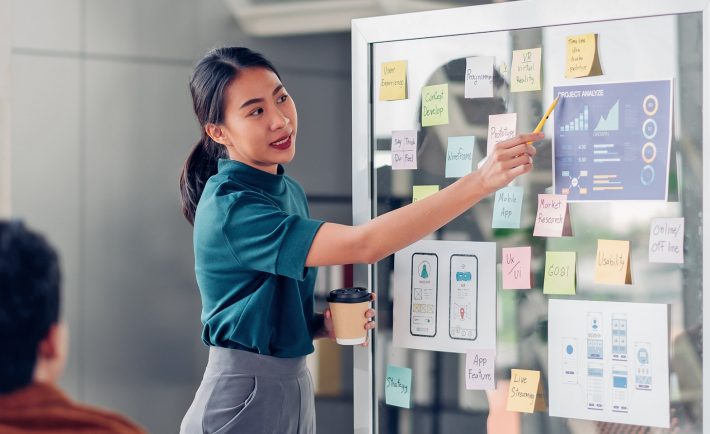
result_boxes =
[179,46,541,434]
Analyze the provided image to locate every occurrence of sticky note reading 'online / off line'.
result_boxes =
[565,33,602,78]
[421,84,449,127]
[465,56,495,99]
[502,246,532,290]
[543,251,576,295]
[595,239,632,285]
[445,136,475,178]
[385,365,412,408]
[413,185,439,202]
[487,113,517,156]
[391,130,417,170]
[507,369,546,413]
[465,349,496,390]
[379,60,407,101]
[492,186,524,229]
[649,218,684,264]
[511,48,542,93]
[533,194,572,237]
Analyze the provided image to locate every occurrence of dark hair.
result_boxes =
[179,47,281,225]
[0,220,61,393]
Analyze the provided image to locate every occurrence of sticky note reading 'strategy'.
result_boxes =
[595,239,632,285]
[565,33,602,78]
[533,194,572,237]
[502,247,532,290]
[465,56,494,99]
[421,84,449,127]
[385,365,412,408]
[492,186,523,228]
[507,369,546,413]
[649,218,684,263]
[511,48,542,93]
[445,136,475,178]
[487,113,517,156]
[391,130,417,170]
[544,251,577,295]
[465,349,495,390]
[379,60,407,101]
[412,185,439,202]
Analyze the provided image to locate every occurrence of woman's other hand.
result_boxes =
[477,132,543,194]
[322,293,376,347]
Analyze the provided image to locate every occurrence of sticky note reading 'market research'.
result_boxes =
[379,60,407,101]
[391,130,417,170]
[502,247,532,290]
[465,56,494,99]
[649,218,684,263]
[421,84,449,127]
[533,194,573,237]
[412,185,439,202]
[507,369,546,413]
[565,33,602,78]
[487,113,517,156]
[511,48,542,92]
[595,239,632,285]
[543,251,576,295]
[445,136,475,178]
[492,186,523,228]
[385,365,412,408]
[465,349,495,390]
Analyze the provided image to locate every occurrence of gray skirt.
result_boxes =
[180,346,315,434]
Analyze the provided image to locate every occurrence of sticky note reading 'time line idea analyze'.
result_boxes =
[465,349,496,390]
[511,48,542,93]
[507,369,546,413]
[385,365,412,408]
[565,33,603,78]
[421,84,449,127]
[543,251,576,295]
[412,185,439,203]
[595,239,632,285]
[492,186,524,229]
[502,247,532,290]
[379,60,407,101]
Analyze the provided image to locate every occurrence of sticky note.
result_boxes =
[492,186,524,229]
[465,349,495,390]
[385,365,412,408]
[445,136,475,178]
[595,240,632,285]
[533,194,572,237]
[465,56,495,99]
[487,113,517,156]
[391,130,417,170]
[502,247,532,290]
[565,33,602,78]
[543,251,576,295]
[649,218,684,263]
[511,48,542,92]
[507,369,546,413]
[421,84,449,127]
[413,185,439,202]
[379,60,407,101]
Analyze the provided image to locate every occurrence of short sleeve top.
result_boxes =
[193,159,324,357]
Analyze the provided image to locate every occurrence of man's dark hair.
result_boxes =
[0,220,61,393]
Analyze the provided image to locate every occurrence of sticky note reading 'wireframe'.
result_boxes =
[445,136,475,178]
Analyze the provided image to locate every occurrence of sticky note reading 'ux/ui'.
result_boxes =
[385,365,412,408]
[379,60,407,101]
[465,56,495,99]
[565,33,602,78]
[421,84,449,127]
[465,349,495,390]
[649,218,684,264]
[507,369,546,413]
[445,136,475,178]
[487,113,517,156]
[511,48,542,93]
[533,194,572,237]
[544,251,576,295]
[595,239,632,285]
[492,186,524,229]
[391,130,417,170]
[502,247,532,290]
[412,185,439,202]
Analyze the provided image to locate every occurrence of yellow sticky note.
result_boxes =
[507,369,546,413]
[413,185,439,202]
[421,84,449,126]
[510,48,542,92]
[543,251,576,295]
[565,33,603,78]
[595,239,632,285]
[379,60,407,101]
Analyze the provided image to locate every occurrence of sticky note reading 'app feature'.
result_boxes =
[465,349,496,390]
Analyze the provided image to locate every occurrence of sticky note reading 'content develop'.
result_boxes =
[533,194,572,237]
[543,251,576,295]
[502,247,532,290]
[379,60,407,101]
[391,130,417,170]
[649,218,684,263]
[507,369,546,413]
[511,48,542,93]
[421,84,449,127]
[445,136,475,178]
[492,186,524,229]
[385,365,412,408]
[465,56,495,99]
[565,33,602,78]
[465,349,496,390]
[594,239,632,285]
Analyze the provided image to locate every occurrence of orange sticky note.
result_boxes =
[594,239,632,285]
[507,369,546,413]
[501,247,532,289]
[565,33,603,78]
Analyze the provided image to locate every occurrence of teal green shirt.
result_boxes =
[193,159,324,357]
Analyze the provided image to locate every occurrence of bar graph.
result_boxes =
[560,105,589,132]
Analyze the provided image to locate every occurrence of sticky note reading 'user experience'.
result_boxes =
[445,136,475,178]
[487,113,517,156]
[502,247,532,290]
[465,349,496,390]
[511,48,542,93]
[421,84,449,127]
[385,365,412,408]
[492,186,524,228]
[565,33,602,78]
[533,194,572,237]
[543,251,576,295]
[595,239,632,285]
[391,130,417,170]
[379,60,407,101]
[649,218,684,264]
[412,185,439,202]
[507,369,546,413]
[465,56,495,99]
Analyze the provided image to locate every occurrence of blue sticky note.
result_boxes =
[445,136,476,178]
[385,365,412,408]
[492,186,524,228]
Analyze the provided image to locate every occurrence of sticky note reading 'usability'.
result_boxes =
[465,56,494,99]
[543,251,576,295]
[595,239,632,285]
[421,84,449,127]
[502,247,532,290]
[385,365,412,408]
[649,218,684,263]
[492,186,524,228]
[412,185,439,202]
[511,48,542,92]
[465,349,495,390]
[487,113,517,156]
[445,136,475,178]
[379,60,407,101]
[507,369,546,413]
[533,194,572,237]
[391,130,417,170]
[565,33,602,78]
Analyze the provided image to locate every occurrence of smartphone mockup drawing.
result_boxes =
[586,312,603,360]
[611,313,628,361]
[635,342,652,391]
[587,363,604,410]
[611,365,629,413]
[562,337,579,384]
[448,254,478,341]
[410,253,438,337]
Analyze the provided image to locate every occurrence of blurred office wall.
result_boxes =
[4,0,352,432]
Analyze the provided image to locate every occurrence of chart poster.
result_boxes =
[548,299,670,428]
[553,80,672,202]
[393,240,496,353]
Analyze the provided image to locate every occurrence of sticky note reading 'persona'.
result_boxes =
[412,185,439,202]
[595,239,632,285]
[465,56,495,99]
[492,186,524,228]
[565,33,602,78]
[507,369,546,413]
[445,136,475,178]
[421,84,449,127]
[543,251,576,295]
[502,247,532,290]
[385,365,412,408]
[465,349,496,390]
[533,194,572,237]
[379,60,407,101]
[649,218,684,263]
[487,113,517,156]
[511,48,542,92]
[391,130,417,170]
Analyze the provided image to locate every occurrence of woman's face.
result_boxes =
[211,67,297,174]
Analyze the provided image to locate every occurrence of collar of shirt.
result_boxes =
[217,159,287,196]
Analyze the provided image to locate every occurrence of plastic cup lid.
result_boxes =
[327,287,370,303]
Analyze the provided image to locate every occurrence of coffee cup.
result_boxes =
[327,287,371,345]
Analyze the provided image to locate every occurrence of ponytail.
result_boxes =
[179,135,226,225]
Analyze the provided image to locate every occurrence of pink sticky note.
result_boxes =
[465,349,496,390]
[502,247,532,289]
[533,194,573,237]
[391,130,417,170]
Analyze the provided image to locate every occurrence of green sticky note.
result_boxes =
[543,251,576,295]
[421,84,449,127]
[492,186,524,228]
[413,185,439,202]
[385,365,412,408]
